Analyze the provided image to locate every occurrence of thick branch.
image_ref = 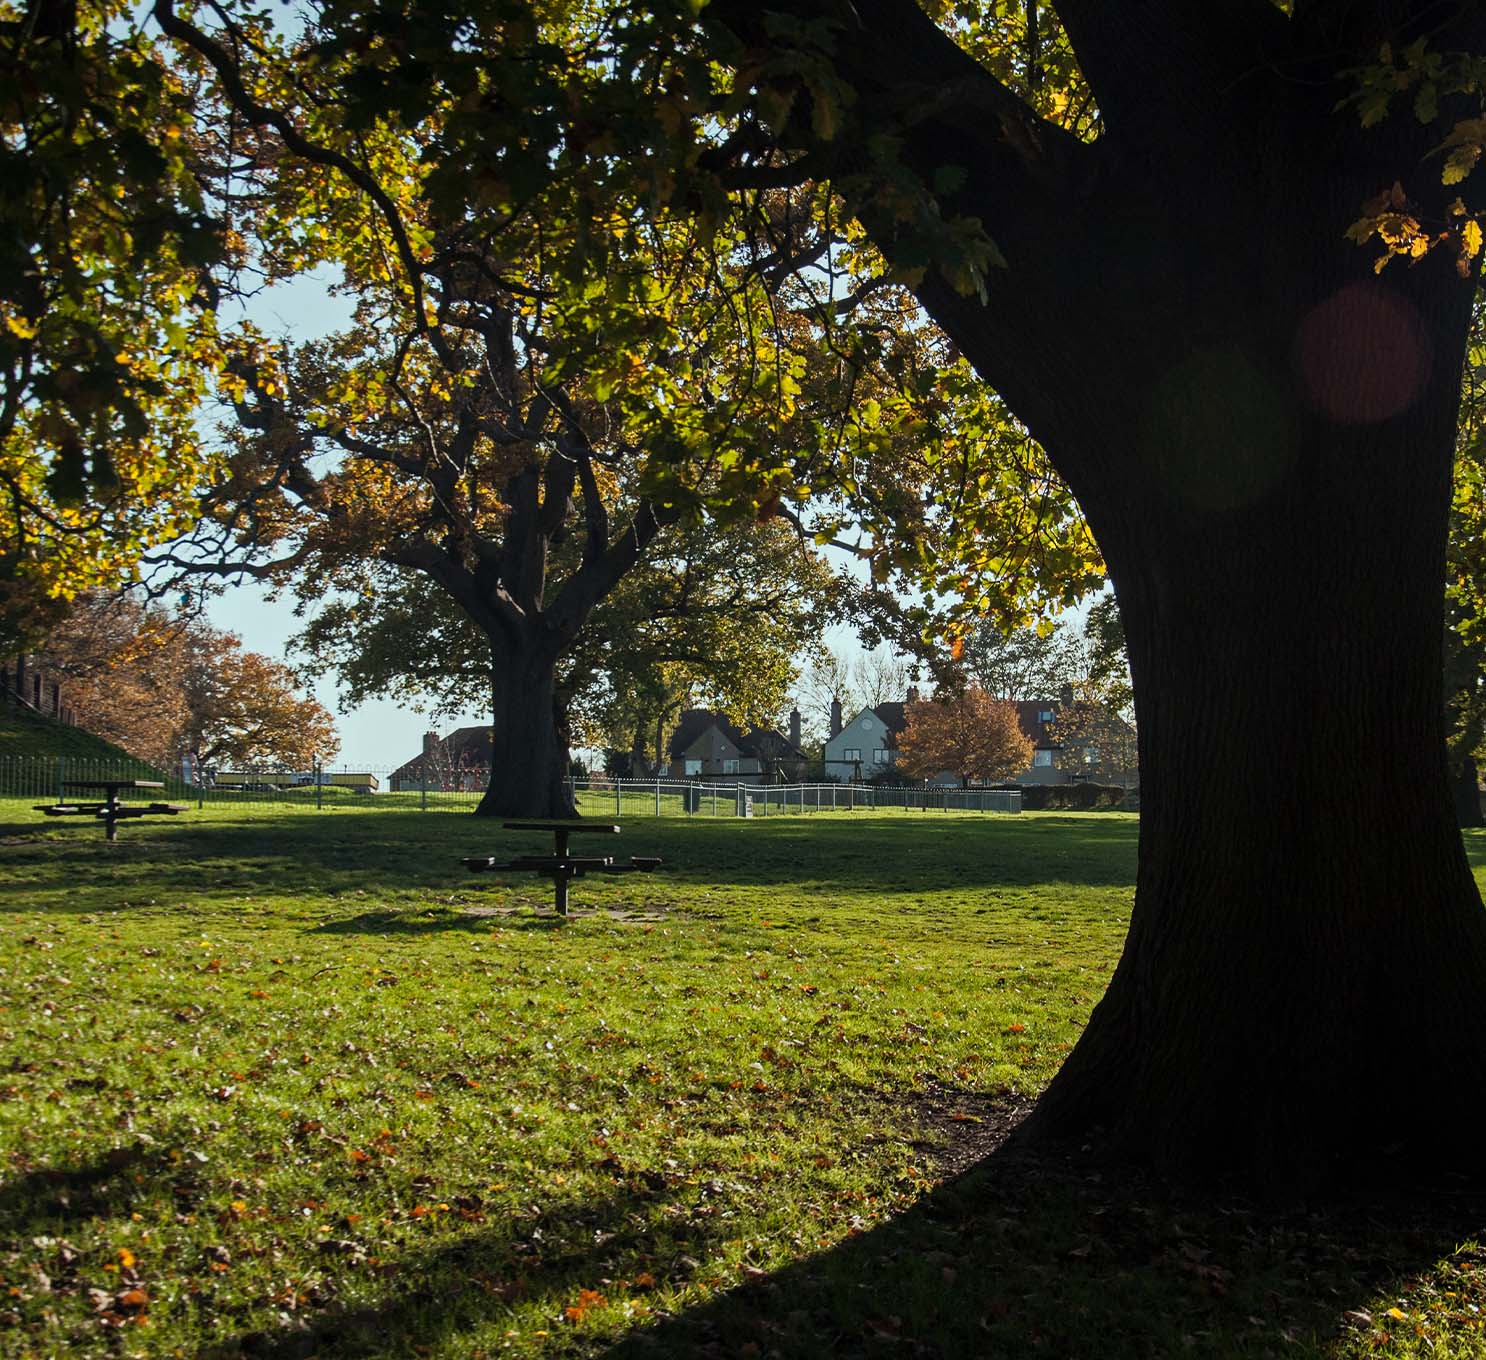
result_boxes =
[546,499,682,640]
[1052,0,1287,133]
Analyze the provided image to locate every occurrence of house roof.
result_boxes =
[1013,700,1061,748]
[391,725,494,779]
[667,708,804,762]
[872,702,907,735]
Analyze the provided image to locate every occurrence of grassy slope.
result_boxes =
[0,804,1481,1359]
[0,703,150,763]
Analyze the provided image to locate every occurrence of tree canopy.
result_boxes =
[0,0,225,650]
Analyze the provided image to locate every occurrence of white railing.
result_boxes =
[568,777,1022,816]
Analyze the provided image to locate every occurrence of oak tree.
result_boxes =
[147,0,1093,817]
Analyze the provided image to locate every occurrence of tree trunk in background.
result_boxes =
[475,641,577,819]
[1452,752,1483,828]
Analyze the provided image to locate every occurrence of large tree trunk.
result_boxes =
[836,14,1486,1188]
[1012,277,1486,1188]
[474,642,576,819]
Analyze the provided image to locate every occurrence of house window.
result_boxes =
[872,748,890,764]
[1038,709,1054,723]
[842,747,862,762]
[684,759,702,776]
[722,758,740,774]
[1033,749,1054,767]
[1083,746,1100,765]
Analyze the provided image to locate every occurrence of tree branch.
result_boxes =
[1051,0,1287,132]
[152,0,436,341]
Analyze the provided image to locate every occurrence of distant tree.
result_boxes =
[851,647,912,710]
[287,518,837,774]
[793,644,913,751]
[896,688,1031,788]
[179,637,338,769]
[41,595,189,765]
[1079,595,1133,721]
[40,593,336,768]
[793,648,856,749]
[963,617,1081,701]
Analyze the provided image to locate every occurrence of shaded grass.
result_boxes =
[0,804,1482,1358]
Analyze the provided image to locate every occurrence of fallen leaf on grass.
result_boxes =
[565,1288,606,1322]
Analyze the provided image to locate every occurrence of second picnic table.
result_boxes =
[34,779,187,841]
[462,820,661,914]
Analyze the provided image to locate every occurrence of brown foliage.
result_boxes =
[896,687,1031,786]
[40,594,338,768]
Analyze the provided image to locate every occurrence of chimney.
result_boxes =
[422,730,440,758]
[1059,683,1075,706]
[829,697,843,738]
[789,708,801,748]
[907,686,920,704]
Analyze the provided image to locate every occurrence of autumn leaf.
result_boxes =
[565,1288,607,1322]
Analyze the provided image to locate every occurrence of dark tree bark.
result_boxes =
[475,635,577,818]
[723,0,1486,1186]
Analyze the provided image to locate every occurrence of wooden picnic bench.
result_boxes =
[462,820,662,915]
[34,779,188,841]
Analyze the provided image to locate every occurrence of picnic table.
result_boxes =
[462,820,662,915]
[34,779,188,841]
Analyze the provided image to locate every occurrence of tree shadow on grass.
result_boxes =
[0,809,1139,915]
[0,811,481,911]
[311,905,569,936]
[601,1143,1486,1360]
[199,1178,736,1360]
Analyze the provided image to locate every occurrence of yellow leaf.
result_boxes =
[1387,1307,1408,1320]
[1464,219,1483,259]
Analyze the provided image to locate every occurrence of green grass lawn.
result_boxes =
[0,705,149,763]
[2,802,1486,1359]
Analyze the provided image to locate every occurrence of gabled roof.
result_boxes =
[391,725,494,779]
[872,702,907,735]
[667,708,804,762]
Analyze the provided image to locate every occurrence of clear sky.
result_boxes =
[202,579,488,772]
